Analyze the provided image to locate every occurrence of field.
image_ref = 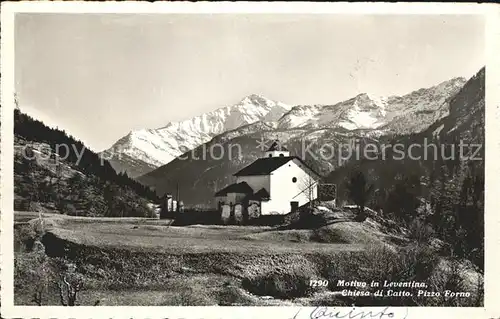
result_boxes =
[45,219,366,254]
[13,209,482,307]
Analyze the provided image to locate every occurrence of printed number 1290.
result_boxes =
[309,279,329,287]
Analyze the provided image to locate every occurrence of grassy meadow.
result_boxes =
[14,208,483,307]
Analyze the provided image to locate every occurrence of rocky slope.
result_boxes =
[426,68,485,143]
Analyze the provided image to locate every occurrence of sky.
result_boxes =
[15,14,485,151]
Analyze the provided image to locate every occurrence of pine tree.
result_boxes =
[346,170,373,222]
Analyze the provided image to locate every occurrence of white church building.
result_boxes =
[215,141,321,221]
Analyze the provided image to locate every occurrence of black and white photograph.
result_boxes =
[1,2,499,318]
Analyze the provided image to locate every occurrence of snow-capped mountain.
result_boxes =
[277,94,387,130]
[101,94,291,177]
[278,77,466,134]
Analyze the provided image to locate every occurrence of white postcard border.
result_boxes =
[1,2,499,318]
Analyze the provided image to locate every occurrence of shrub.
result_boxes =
[310,227,350,244]
[282,210,301,226]
[160,282,214,306]
[441,260,466,306]
[14,245,51,305]
[321,244,443,305]
[26,201,44,212]
[242,269,314,299]
[322,245,401,285]
[163,290,212,306]
[408,219,435,244]
[281,209,328,230]
[30,217,46,237]
[217,285,253,306]
[361,244,440,283]
[321,200,338,211]
[429,258,482,307]
[58,202,77,216]
[408,245,441,281]
[136,200,155,218]
[305,212,329,228]
[14,224,37,252]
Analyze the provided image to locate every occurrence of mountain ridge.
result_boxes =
[278,77,466,132]
[136,71,481,208]
[104,77,466,178]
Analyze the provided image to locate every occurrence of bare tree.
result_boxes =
[56,275,83,306]
[31,289,44,306]
[299,175,318,211]
[27,241,50,306]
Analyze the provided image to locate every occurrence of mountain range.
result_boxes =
[102,77,466,178]
[132,72,484,208]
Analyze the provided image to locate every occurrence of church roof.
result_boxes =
[234,157,293,176]
[233,156,321,177]
[252,188,271,200]
[214,182,253,196]
[267,140,289,152]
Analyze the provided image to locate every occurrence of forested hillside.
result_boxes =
[14,109,159,217]
[327,67,485,270]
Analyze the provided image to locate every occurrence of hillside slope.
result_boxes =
[326,67,485,269]
[14,110,158,217]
